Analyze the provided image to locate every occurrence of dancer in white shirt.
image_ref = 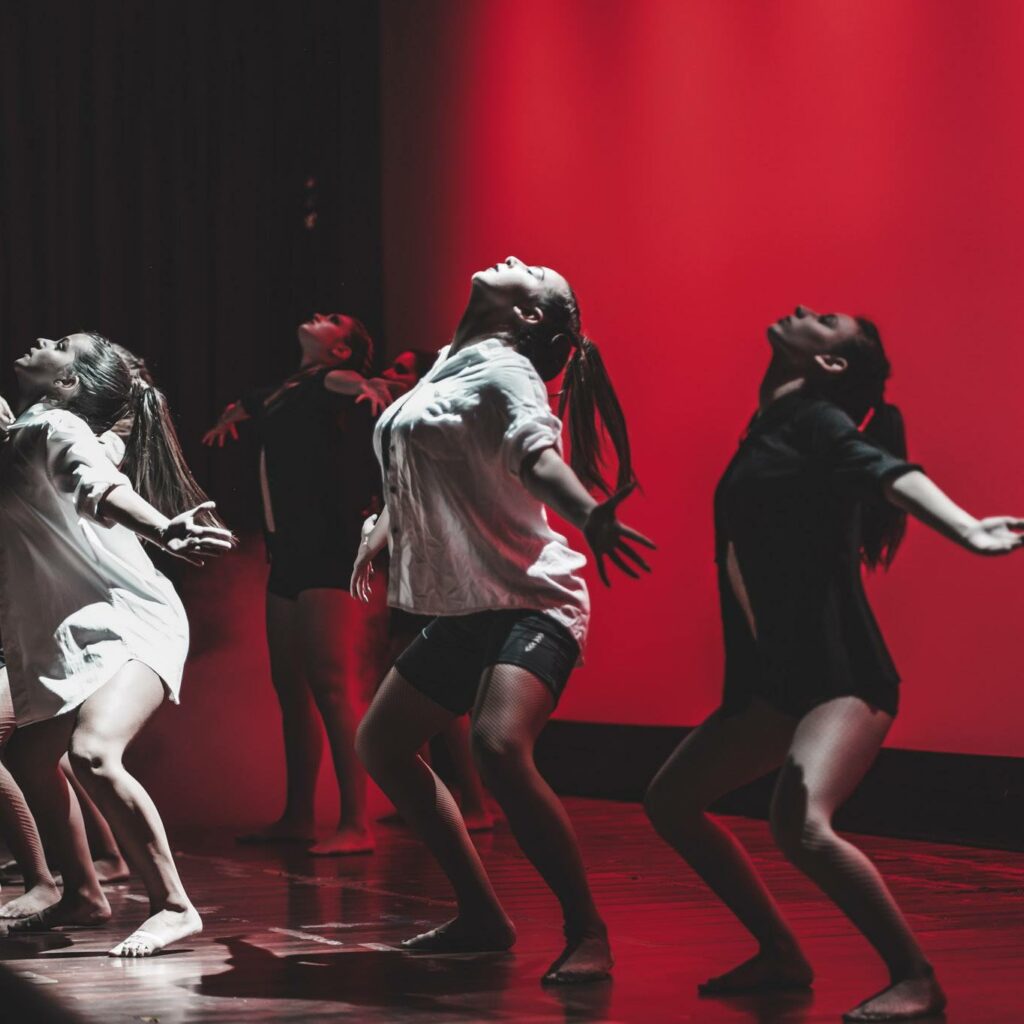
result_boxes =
[0,331,232,955]
[352,256,654,983]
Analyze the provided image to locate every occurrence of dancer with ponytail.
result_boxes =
[352,256,654,983]
[0,332,233,955]
[644,305,1023,1021]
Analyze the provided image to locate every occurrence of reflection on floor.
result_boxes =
[1,798,1022,1022]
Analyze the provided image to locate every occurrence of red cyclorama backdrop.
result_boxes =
[378,0,1024,757]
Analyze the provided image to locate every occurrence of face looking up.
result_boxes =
[13,333,94,399]
[471,255,573,328]
[767,305,861,376]
[297,313,358,367]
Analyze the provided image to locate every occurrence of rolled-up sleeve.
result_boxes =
[807,401,923,499]
[485,364,563,477]
[45,414,131,525]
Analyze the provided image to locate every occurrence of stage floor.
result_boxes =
[1,798,1022,1023]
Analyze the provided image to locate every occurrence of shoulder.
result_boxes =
[15,406,95,442]
[478,347,547,403]
[793,397,859,437]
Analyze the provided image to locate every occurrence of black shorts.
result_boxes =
[394,610,579,716]
[266,533,355,601]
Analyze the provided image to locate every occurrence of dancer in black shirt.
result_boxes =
[645,305,1022,1022]
[204,316,424,855]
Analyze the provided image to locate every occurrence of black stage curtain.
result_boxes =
[0,1,382,527]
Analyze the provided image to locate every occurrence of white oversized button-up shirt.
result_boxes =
[0,405,188,725]
[373,339,590,649]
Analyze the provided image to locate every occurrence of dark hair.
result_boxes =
[814,317,907,570]
[514,286,634,497]
[400,348,437,381]
[339,316,374,375]
[67,333,227,531]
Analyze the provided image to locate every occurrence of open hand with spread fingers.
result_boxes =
[160,501,237,565]
[355,378,395,417]
[962,516,1024,555]
[582,482,656,586]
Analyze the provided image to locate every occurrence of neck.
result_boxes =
[450,295,516,355]
[758,353,806,412]
[14,386,47,416]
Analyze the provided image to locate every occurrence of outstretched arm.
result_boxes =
[202,400,250,447]
[885,470,1023,555]
[324,370,407,416]
[100,489,235,565]
[520,447,655,585]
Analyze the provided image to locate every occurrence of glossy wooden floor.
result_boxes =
[1,798,1022,1023]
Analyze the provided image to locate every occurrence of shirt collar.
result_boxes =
[431,338,513,382]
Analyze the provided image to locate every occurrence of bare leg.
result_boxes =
[470,665,609,983]
[238,592,321,843]
[60,755,130,882]
[644,699,811,993]
[356,669,515,949]
[301,589,376,856]
[67,662,200,956]
[5,714,110,930]
[0,675,60,918]
[770,697,946,1021]
[442,717,494,831]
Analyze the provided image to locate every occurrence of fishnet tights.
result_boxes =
[0,674,51,888]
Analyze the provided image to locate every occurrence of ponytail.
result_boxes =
[815,316,908,571]
[515,283,636,498]
[859,399,908,570]
[122,378,227,530]
[557,337,635,497]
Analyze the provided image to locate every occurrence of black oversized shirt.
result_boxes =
[241,369,380,564]
[713,391,922,716]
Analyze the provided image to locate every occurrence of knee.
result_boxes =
[770,806,834,866]
[469,726,529,783]
[68,733,120,782]
[643,775,705,838]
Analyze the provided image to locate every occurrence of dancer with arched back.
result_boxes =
[0,331,232,955]
[353,256,654,983]
[203,316,433,855]
[644,305,1022,1022]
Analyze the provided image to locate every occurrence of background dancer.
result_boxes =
[204,315,424,855]
[352,256,654,983]
[644,305,1023,1022]
[0,332,233,956]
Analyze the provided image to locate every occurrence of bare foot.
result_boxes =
[699,946,814,995]
[402,914,516,954]
[0,881,61,920]
[843,969,947,1022]
[93,855,131,883]
[6,890,111,932]
[542,923,613,984]
[236,817,316,845]
[463,809,496,833]
[308,827,375,857]
[109,903,203,958]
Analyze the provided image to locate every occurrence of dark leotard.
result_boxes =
[713,391,922,717]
